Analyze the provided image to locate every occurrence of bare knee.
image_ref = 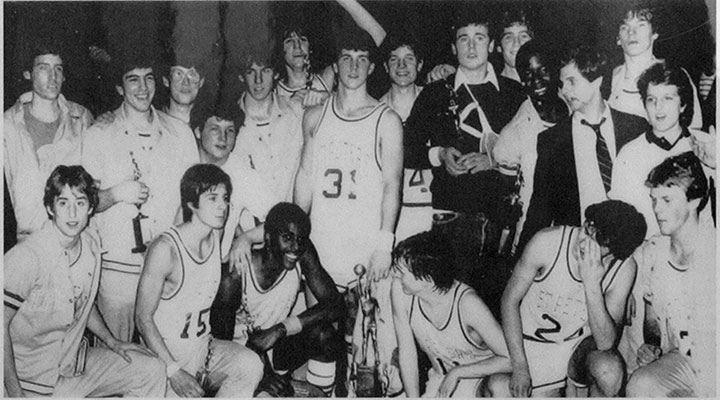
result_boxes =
[626,367,660,397]
[483,373,512,397]
[586,350,625,396]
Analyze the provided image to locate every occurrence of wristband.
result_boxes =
[166,361,181,377]
[375,231,395,253]
[281,316,302,336]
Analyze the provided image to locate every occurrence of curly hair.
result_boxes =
[645,151,709,212]
[584,200,646,260]
[391,231,456,293]
[264,202,311,240]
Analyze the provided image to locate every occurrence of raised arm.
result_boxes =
[336,0,386,46]
[500,229,553,397]
[391,278,420,397]
[135,236,204,397]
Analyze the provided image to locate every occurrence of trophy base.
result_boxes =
[131,244,147,253]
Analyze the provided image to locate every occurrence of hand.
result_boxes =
[439,147,468,177]
[111,180,149,205]
[256,370,294,397]
[509,368,532,397]
[94,110,116,125]
[690,126,716,169]
[248,324,287,353]
[367,248,392,282]
[229,233,253,274]
[426,64,456,84]
[169,369,205,398]
[577,237,605,287]
[437,369,460,397]
[302,89,329,108]
[457,152,493,174]
[636,343,662,367]
[106,337,158,363]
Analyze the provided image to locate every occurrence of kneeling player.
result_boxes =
[218,202,345,396]
[391,231,512,397]
[135,164,264,397]
[4,165,165,397]
[487,200,646,397]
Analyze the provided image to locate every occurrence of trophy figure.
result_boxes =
[130,151,149,253]
[350,264,385,397]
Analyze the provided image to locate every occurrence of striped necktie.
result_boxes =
[581,118,612,193]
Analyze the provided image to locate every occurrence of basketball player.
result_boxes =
[215,202,345,396]
[391,231,511,397]
[4,165,165,397]
[487,200,647,397]
[626,152,715,397]
[293,26,403,395]
[135,164,263,397]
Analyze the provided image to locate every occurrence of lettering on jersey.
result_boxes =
[534,289,586,321]
[180,307,211,339]
[322,168,358,200]
[534,313,561,342]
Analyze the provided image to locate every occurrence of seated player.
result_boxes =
[214,202,345,397]
[487,200,647,397]
[4,165,165,397]
[626,152,715,397]
[135,164,263,397]
[391,231,512,398]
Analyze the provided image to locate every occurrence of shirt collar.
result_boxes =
[572,101,613,126]
[454,63,499,91]
[644,128,690,151]
[239,91,279,116]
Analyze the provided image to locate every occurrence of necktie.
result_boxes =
[581,118,612,194]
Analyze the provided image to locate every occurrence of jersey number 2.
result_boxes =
[534,313,561,342]
[181,307,210,338]
[322,168,357,199]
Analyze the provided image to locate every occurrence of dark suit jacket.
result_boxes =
[518,108,649,252]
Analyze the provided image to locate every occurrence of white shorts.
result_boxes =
[423,367,483,397]
[524,336,586,392]
[396,205,434,242]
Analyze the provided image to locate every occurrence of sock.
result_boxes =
[307,359,336,396]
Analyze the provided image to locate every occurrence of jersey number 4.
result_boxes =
[323,168,357,199]
[181,307,211,339]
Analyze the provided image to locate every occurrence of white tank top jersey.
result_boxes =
[233,261,301,344]
[520,226,625,344]
[153,228,221,364]
[310,95,389,236]
[410,283,495,375]
[276,74,330,100]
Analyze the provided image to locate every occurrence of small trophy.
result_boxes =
[130,151,149,253]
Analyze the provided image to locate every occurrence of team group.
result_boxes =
[3,0,717,398]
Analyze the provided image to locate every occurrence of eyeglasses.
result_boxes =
[170,67,201,83]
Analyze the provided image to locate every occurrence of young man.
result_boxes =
[192,102,274,259]
[493,40,569,253]
[391,231,511,397]
[608,4,703,129]
[234,50,304,205]
[626,152,715,397]
[81,53,199,342]
[4,165,165,397]
[495,7,534,96]
[379,31,433,243]
[293,27,403,396]
[488,200,646,397]
[4,41,94,242]
[135,164,264,397]
[519,45,648,253]
[404,8,524,283]
[214,202,345,396]
[611,62,714,238]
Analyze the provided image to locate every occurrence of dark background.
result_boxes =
[4,0,715,118]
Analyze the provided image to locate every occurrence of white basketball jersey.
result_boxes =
[153,228,221,364]
[410,284,495,374]
[233,261,301,344]
[520,226,625,344]
[310,96,388,235]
